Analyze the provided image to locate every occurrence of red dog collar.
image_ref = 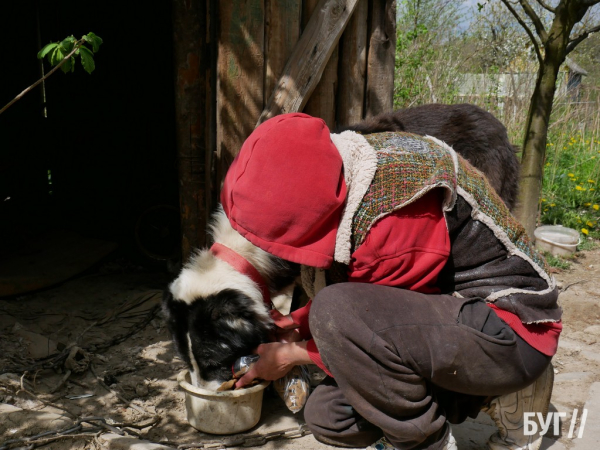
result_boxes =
[210,243,297,330]
[210,242,272,307]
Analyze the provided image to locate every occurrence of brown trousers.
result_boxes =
[304,283,551,450]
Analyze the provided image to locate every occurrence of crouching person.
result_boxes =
[230,113,561,450]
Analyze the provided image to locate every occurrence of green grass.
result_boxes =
[540,113,600,240]
[543,252,572,270]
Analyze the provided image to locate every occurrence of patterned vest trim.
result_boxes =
[352,132,556,312]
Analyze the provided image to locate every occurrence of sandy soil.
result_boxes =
[1,244,599,450]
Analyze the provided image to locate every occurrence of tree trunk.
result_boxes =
[514,1,580,237]
[514,61,561,237]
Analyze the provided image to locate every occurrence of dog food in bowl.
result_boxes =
[177,370,269,434]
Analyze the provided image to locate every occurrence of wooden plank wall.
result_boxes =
[172,0,396,257]
[172,0,209,258]
[216,0,265,191]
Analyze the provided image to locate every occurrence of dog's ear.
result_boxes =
[162,290,192,365]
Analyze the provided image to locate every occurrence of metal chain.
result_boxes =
[175,424,312,449]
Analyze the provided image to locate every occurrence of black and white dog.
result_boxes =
[163,104,520,389]
[162,208,299,389]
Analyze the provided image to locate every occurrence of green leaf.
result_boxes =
[38,42,58,59]
[59,36,76,54]
[83,32,103,53]
[60,56,72,73]
[50,47,65,66]
[79,46,96,74]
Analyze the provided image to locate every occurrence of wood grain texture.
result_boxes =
[336,0,368,127]
[364,0,396,118]
[302,0,339,128]
[258,0,361,124]
[264,0,301,105]
[217,0,265,187]
[172,0,209,257]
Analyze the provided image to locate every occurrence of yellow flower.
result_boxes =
[594,204,600,210]
[568,173,575,177]
[587,221,594,228]
[550,203,556,207]
[584,202,591,206]
[591,188,596,192]
[541,198,547,202]
[582,228,589,235]
[575,185,585,191]
[589,180,596,183]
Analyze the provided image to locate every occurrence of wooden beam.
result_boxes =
[258,0,362,125]
[217,0,265,189]
[364,0,396,118]
[172,0,209,259]
[336,0,368,126]
[302,0,339,129]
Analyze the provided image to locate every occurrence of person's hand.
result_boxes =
[235,341,311,389]
[275,326,302,343]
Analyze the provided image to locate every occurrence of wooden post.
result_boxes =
[172,0,209,260]
[336,0,368,127]
[364,0,396,118]
[258,0,362,124]
[302,0,339,129]
[217,0,265,189]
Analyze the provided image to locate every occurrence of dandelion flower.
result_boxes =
[594,204,600,211]
[568,173,575,177]
[550,203,556,207]
[588,180,596,184]
[587,221,594,228]
[582,228,589,235]
[584,203,591,206]
[576,185,585,191]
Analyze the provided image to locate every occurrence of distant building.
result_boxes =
[455,58,588,116]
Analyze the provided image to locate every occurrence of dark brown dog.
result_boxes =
[339,104,520,210]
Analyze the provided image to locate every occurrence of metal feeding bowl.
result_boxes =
[177,370,269,434]
[534,225,580,257]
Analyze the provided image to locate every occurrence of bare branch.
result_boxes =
[535,0,556,12]
[581,0,600,6]
[518,0,549,42]
[567,22,600,53]
[500,0,544,64]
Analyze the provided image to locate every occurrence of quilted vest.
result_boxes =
[350,132,560,324]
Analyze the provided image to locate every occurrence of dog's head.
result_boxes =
[163,207,300,389]
[163,288,272,389]
[162,249,274,389]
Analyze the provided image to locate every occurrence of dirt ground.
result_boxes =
[1,243,600,450]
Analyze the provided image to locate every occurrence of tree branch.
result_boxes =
[580,0,600,6]
[567,22,600,53]
[0,40,84,116]
[518,0,549,42]
[534,0,556,12]
[500,0,544,64]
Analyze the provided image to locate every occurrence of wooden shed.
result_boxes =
[172,0,397,260]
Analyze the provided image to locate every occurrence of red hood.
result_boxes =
[221,113,347,268]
